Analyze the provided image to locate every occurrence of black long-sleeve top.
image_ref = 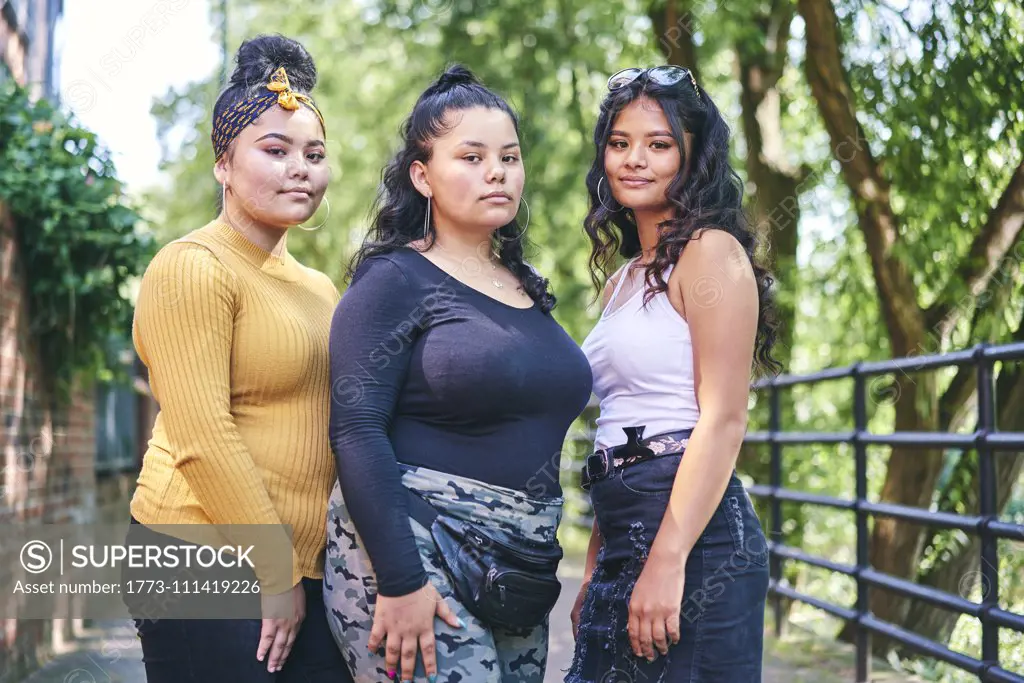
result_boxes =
[328,248,593,597]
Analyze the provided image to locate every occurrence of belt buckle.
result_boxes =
[582,451,610,490]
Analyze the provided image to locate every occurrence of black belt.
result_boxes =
[581,426,693,491]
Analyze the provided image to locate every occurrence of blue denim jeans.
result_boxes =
[565,453,770,683]
[133,576,353,683]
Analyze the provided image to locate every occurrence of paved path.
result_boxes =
[20,621,143,683]
[546,566,585,682]
[16,582,582,683]
[18,567,915,683]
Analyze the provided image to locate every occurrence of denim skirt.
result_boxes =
[564,453,770,683]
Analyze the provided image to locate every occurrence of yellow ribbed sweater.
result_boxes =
[130,220,339,589]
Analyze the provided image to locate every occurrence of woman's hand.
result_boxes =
[258,581,306,672]
[627,551,686,661]
[571,579,590,640]
[368,582,463,682]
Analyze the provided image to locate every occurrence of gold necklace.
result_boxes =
[488,259,504,289]
[431,241,506,289]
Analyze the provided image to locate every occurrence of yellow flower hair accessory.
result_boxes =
[212,66,326,161]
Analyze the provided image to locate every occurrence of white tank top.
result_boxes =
[581,258,700,450]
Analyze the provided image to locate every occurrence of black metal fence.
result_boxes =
[746,341,1024,682]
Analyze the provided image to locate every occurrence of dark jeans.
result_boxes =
[134,576,354,683]
[566,453,770,683]
[121,518,352,683]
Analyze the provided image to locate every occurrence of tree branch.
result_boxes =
[939,365,976,432]
[768,0,794,88]
[797,0,925,354]
[557,0,587,135]
[738,1,797,177]
[926,159,1024,340]
[937,231,1023,430]
[1012,285,1024,344]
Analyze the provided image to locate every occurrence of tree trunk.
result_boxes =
[903,352,1024,646]
[797,0,1024,656]
[730,0,805,628]
[648,0,699,76]
[734,16,800,364]
[902,452,1024,645]
[858,375,943,634]
[798,0,945,649]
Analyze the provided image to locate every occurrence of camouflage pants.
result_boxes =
[324,464,562,683]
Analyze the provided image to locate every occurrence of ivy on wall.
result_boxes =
[0,82,154,403]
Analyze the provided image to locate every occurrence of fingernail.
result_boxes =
[457,617,466,628]
[429,675,438,683]
[387,670,395,680]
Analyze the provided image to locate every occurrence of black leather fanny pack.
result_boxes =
[405,489,563,630]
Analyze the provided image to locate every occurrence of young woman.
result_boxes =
[566,66,781,682]
[128,35,352,682]
[325,66,593,683]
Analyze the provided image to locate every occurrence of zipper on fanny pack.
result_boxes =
[465,527,561,564]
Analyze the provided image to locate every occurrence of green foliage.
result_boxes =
[0,83,154,401]
[840,0,1024,312]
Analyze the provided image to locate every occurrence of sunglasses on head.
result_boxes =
[606,66,701,101]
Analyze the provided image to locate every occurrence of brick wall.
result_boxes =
[1,4,148,677]
[0,205,139,680]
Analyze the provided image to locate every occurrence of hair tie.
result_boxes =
[212,66,326,161]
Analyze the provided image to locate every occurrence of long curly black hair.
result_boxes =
[584,73,781,377]
[348,65,556,313]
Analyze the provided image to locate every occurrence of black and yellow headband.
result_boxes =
[212,67,326,161]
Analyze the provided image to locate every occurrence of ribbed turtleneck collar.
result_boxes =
[207,220,302,282]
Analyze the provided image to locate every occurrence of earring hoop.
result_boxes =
[423,196,432,239]
[498,197,530,243]
[298,195,329,232]
[221,183,234,226]
[597,178,621,213]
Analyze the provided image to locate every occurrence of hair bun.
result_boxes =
[431,64,481,93]
[229,34,317,93]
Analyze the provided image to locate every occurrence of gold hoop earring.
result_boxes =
[221,183,234,226]
[597,177,622,213]
[298,195,330,232]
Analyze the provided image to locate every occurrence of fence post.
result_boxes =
[976,344,1000,673]
[769,381,783,638]
[852,364,870,683]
